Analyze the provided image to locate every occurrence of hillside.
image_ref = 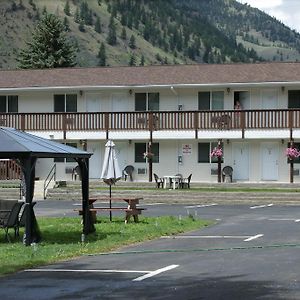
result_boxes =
[1,0,300,69]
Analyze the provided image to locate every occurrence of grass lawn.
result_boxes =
[0,215,211,276]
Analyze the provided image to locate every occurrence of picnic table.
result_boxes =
[75,197,145,224]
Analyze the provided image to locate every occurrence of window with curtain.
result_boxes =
[0,95,18,112]
[198,142,224,163]
[54,94,77,112]
[198,91,224,110]
[135,142,159,163]
[288,90,300,108]
[135,93,159,111]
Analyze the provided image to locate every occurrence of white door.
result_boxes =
[111,93,128,112]
[261,89,278,127]
[115,142,128,172]
[261,143,279,181]
[261,89,278,109]
[87,142,101,178]
[86,93,102,112]
[111,93,128,129]
[232,143,249,181]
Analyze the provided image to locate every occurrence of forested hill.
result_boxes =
[1,0,300,69]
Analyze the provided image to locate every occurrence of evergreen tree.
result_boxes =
[121,27,127,40]
[95,16,102,33]
[74,7,80,23]
[129,52,136,66]
[98,42,106,66]
[78,19,85,32]
[63,16,70,32]
[17,14,76,69]
[129,34,136,49]
[64,0,71,16]
[140,54,145,66]
[107,16,117,45]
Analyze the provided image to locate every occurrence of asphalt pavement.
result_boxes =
[0,201,299,299]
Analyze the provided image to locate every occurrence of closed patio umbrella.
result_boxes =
[100,140,122,221]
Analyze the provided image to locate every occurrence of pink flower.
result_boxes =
[210,147,223,158]
[285,147,300,159]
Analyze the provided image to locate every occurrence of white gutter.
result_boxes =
[1,81,300,92]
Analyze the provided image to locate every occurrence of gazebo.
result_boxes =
[0,127,95,246]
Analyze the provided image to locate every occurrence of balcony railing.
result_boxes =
[0,109,299,132]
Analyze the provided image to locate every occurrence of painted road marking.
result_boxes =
[268,218,300,223]
[185,204,218,209]
[25,265,179,282]
[25,268,149,274]
[162,234,264,241]
[244,234,264,242]
[250,204,273,209]
[133,265,179,282]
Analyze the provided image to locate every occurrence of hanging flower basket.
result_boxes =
[210,147,223,158]
[285,147,300,161]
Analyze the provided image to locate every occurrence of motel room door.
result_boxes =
[261,142,279,181]
[86,93,102,112]
[232,142,249,181]
[87,142,102,178]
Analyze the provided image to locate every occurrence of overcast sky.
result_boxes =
[237,0,300,33]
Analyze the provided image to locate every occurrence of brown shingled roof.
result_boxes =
[1,62,300,89]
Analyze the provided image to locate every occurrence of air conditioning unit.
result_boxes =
[137,168,147,175]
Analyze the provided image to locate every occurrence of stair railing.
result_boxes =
[43,164,56,199]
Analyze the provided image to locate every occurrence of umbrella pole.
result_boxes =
[109,184,112,221]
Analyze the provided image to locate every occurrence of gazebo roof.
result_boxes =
[0,127,92,159]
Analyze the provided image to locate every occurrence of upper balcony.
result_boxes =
[0,109,299,138]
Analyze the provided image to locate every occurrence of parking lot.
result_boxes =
[0,201,299,299]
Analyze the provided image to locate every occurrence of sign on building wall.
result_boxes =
[182,144,192,155]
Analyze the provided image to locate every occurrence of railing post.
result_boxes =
[21,114,25,131]
[289,110,294,139]
[194,111,198,139]
[240,111,245,138]
[105,113,109,140]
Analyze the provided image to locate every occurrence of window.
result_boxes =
[198,143,210,163]
[0,95,18,112]
[54,94,77,112]
[135,142,159,163]
[135,93,159,111]
[288,90,300,108]
[54,142,77,163]
[198,142,224,163]
[198,91,224,110]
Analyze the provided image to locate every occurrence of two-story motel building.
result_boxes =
[1,62,300,182]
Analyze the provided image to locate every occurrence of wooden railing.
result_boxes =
[1,109,300,132]
[0,160,21,180]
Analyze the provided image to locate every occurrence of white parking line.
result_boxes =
[25,265,180,282]
[267,218,300,223]
[185,203,218,209]
[244,234,264,242]
[162,235,249,239]
[25,268,149,274]
[133,265,179,282]
[162,234,264,241]
[250,204,273,209]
